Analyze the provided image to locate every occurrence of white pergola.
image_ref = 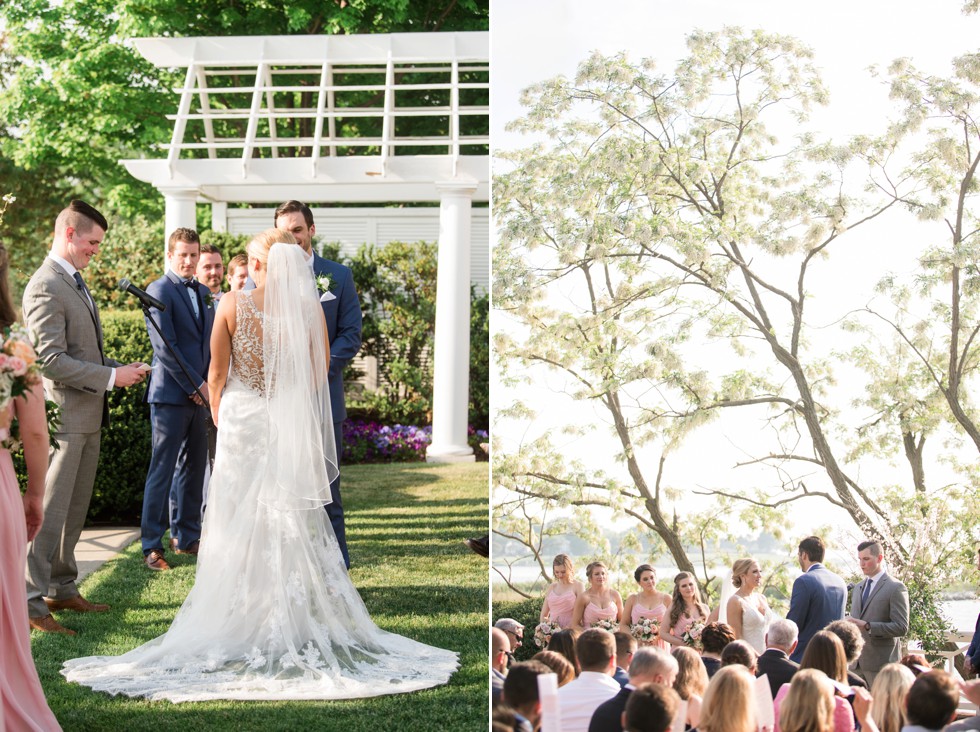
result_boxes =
[123,31,489,462]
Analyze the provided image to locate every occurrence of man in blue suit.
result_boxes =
[275,201,362,569]
[140,228,215,571]
[786,535,847,662]
[966,547,980,678]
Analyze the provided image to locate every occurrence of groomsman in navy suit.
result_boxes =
[275,201,362,569]
[965,547,980,678]
[140,228,215,571]
[786,536,847,662]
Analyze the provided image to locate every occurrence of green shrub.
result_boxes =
[470,288,489,430]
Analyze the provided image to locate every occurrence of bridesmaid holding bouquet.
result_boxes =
[620,564,672,649]
[571,561,623,631]
[662,571,710,649]
[539,554,584,629]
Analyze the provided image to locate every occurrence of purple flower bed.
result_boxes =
[342,420,489,463]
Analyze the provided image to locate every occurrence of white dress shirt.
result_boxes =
[557,671,620,732]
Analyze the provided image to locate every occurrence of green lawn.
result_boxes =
[31,462,490,732]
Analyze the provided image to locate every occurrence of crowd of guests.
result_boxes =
[491,539,980,732]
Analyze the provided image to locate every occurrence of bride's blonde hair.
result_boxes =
[247,228,298,266]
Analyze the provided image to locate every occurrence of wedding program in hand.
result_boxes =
[61,232,458,701]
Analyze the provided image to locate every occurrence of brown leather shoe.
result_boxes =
[29,614,77,635]
[175,540,200,556]
[45,595,110,613]
[145,549,171,571]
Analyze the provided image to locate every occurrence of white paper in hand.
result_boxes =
[538,673,560,732]
[754,674,775,732]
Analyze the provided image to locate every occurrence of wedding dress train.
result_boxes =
[62,250,458,702]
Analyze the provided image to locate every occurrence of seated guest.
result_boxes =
[492,626,510,707]
[557,629,620,732]
[548,628,581,676]
[672,645,708,729]
[698,665,759,732]
[899,653,931,677]
[721,639,759,675]
[774,631,855,732]
[902,670,960,732]
[589,647,678,732]
[501,660,552,732]
[496,618,525,661]
[778,669,837,732]
[622,683,681,732]
[532,649,576,687]
[757,618,801,700]
[869,663,915,732]
[700,622,736,678]
[825,619,868,689]
[613,631,638,687]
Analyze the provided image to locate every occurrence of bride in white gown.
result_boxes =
[716,557,773,655]
[62,231,458,702]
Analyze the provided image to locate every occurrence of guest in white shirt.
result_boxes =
[558,629,621,732]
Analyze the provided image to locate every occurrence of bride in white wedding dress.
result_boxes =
[62,231,458,702]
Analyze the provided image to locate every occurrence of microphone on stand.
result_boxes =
[118,278,166,311]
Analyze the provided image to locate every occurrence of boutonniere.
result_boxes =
[315,273,334,295]
[204,292,215,308]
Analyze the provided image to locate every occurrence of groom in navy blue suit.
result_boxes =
[786,536,847,662]
[275,201,362,569]
[140,228,215,571]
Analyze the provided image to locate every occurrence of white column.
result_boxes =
[427,180,476,463]
[163,186,198,236]
[211,201,228,232]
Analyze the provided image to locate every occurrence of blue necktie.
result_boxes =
[861,579,873,608]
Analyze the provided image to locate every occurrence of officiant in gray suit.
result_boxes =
[22,200,147,635]
[845,539,910,687]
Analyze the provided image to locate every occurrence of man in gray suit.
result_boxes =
[22,200,147,635]
[845,539,910,687]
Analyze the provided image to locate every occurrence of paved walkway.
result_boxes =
[76,526,140,583]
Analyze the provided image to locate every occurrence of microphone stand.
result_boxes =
[140,301,217,469]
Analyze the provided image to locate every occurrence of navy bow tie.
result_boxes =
[181,279,196,288]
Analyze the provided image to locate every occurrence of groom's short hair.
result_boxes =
[798,536,825,563]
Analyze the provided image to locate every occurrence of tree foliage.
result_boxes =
[494,27,980,612]
[0,0,488,283]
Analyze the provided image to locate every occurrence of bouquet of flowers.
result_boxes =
[533,620,561,648]
[590,618,618,632]
[682,620,706,650]
[0,325,42,410]
[630,617,661,644]
[0,325,60,451]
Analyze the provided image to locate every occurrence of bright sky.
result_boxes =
[490,0,980,570]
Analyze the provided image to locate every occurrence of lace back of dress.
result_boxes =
[232,291,265,395]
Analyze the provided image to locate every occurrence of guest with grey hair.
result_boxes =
[825,618,868,689]
[588,647,679,732]
[756,618,801,699]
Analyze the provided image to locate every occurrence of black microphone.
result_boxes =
[118,278,166,311]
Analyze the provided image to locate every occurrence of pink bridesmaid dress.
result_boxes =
[544,589,576,628]
[630,601,668,650]
[582,601,618,628]
[0,420,62,731]
[670,612,695,643]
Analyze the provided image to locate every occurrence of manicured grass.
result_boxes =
[32,462,490,731]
